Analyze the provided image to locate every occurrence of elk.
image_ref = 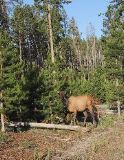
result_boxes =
[59,91,100,127]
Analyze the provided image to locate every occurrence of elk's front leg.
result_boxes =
[71,112,77,125]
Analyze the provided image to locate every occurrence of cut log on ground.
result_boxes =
[8,122,89,132]
[99,109,124,115]
[105,109,117,114]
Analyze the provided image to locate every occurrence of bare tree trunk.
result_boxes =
[115,59,121,117]
[0,96,5,132]
[86,40,90,79]
[19,33,22,64]
[46,0,55,63]
[0,51,5,132]
[91,36,96,71]
[77,43,82,69]
[18,33,24,121]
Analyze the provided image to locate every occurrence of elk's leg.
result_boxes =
[71,112,77,125]
[95,107,100,124]
[70,113,73,125]
[83,110,88,127]
[89,107,97,127]
[74,112,77,125]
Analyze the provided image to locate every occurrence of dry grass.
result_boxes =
[52,114,124,160]
[86,124,124,160]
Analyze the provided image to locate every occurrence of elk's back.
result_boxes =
[68,95,93,112]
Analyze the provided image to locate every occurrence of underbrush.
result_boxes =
[98,112,124,129]
[0,132,8,143]
[98,114,117,128]
[0,132,9,150]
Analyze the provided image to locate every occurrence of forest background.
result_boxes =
[0,0,124,123]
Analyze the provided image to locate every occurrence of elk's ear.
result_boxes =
[59,91,65,98]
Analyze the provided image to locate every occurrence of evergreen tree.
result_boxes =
[102,0,124,101]
[0,0,9,131]
[68,17,83,70]
[0,1,26,121]
[11,5,48,67]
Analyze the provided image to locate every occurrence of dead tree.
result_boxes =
[0,51,5,132]
[46,0,55,63]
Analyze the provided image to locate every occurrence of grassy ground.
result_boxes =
[0,114,124,160]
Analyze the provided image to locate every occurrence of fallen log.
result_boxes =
[8,122,89,132]
[100,109,123,115]
[105,109,117,114]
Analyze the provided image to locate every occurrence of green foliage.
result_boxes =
[11,5,48,65]
[38,59,68,122]
[2,43,26,120]
[22,66,45,121]
[88,68,106,101]
[102,0,124,101]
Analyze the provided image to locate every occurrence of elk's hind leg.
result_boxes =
[83,110,88,127]
[93,106,99,125]
[89,107,97,127]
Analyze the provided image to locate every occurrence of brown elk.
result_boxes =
[59,91,100,127]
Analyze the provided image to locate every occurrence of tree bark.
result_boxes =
[19,32,22,64]
[46,0,55,63]
[0,99,5,132]
[0,51,5,132]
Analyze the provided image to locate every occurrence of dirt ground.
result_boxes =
[0,118,124,160]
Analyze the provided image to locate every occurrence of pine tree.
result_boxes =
[11,5,48,67]
[34,0,71,63]
[102,0,124,101]
[68,17,83,70]
[0,1,27,122]
[0,0,9,132]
